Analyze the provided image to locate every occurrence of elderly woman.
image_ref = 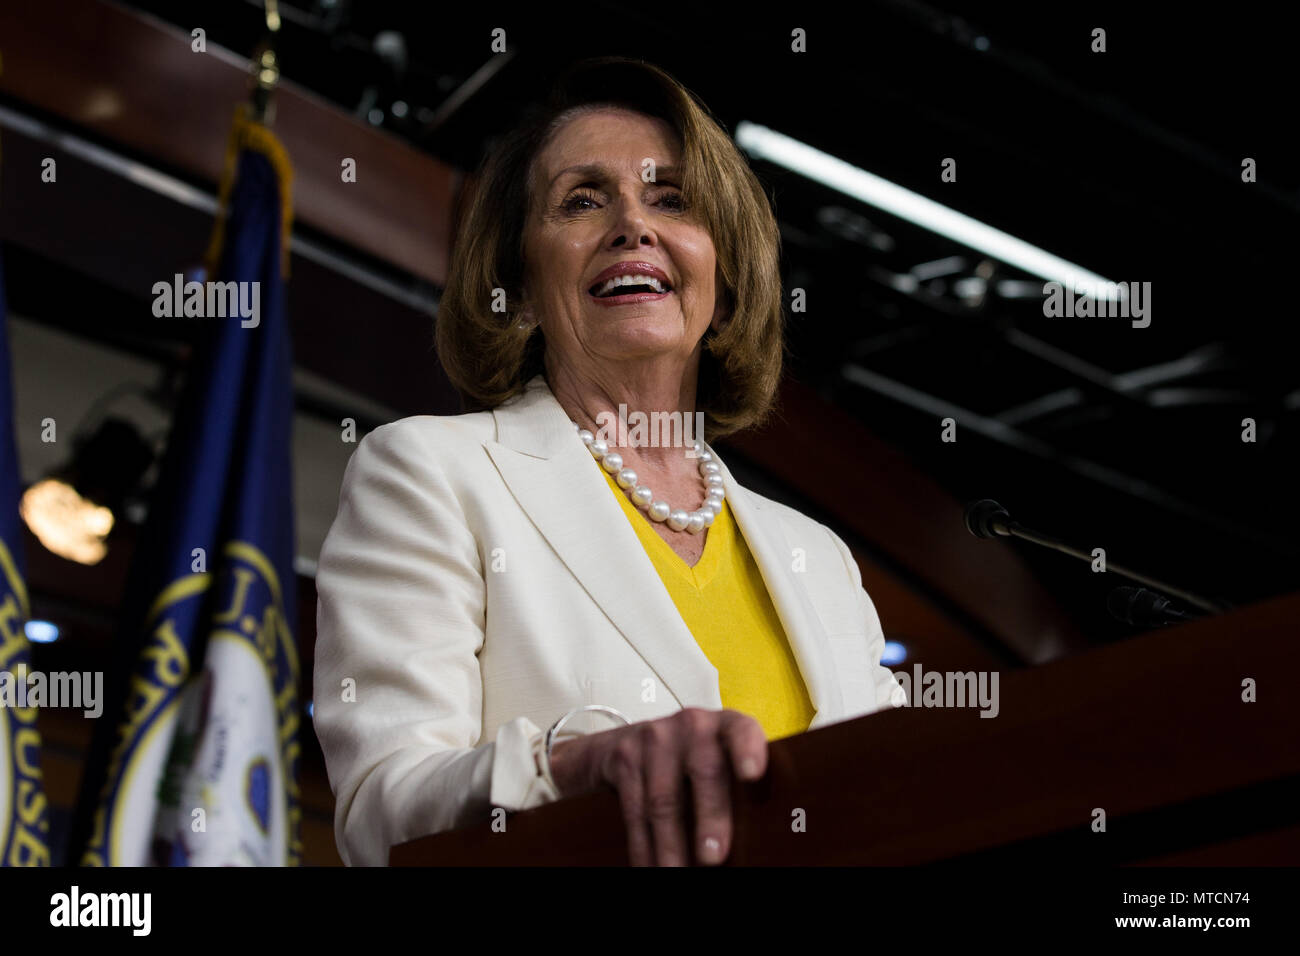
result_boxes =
[313,56,899,867]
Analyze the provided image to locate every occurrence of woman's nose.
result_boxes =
[608,195,657,247]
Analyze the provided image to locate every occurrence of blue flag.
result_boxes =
[76,110,301,865]
[0,256,52,866]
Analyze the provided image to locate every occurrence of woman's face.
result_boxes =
[522,107,727,381]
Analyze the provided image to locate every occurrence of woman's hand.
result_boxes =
[546,707,767,866]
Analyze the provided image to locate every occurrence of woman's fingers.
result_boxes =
[643,719,690,866]
[718,709,769,783]
[606,733,654,867]
[570,707,767,866]
[681,708,732,865]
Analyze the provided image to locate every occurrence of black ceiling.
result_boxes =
[104,0,1300,618]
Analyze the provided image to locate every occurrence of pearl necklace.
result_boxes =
[571,421,724,534]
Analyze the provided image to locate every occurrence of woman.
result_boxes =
[313,56,900,867]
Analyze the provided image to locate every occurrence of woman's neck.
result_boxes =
[545,358,704,475]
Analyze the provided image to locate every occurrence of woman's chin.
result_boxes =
[583,316,697,357]
[593,332,695,363]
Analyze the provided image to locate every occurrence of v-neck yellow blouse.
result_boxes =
[600,467,815,740]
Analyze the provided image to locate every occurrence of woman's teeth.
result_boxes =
[592,275,670,297]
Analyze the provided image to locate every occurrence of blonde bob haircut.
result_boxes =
[435,56,785,441]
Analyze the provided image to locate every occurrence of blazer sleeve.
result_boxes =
[826,527,907,715]
[312,422,560,866]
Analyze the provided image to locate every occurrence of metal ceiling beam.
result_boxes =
[995,333,1234,425]
[880,0,1300,217]
[839,361,1297,558]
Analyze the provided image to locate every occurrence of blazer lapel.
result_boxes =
[486,377,723,711]
[717,459,844,730]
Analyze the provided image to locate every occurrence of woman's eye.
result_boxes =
[561,189,684,213]
[562,192,599,212]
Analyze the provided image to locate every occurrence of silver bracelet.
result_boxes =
[537,704,631,794]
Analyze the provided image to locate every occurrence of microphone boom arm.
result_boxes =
[964,499,1230,615]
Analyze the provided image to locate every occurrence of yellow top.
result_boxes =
[601,467,815,740]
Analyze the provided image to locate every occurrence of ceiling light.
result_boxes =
[24,620,60,644]
[19,417,153,565]
[735,121,1120,299]
[20,478,113,564]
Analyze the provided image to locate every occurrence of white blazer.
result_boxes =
[313,374,900,865]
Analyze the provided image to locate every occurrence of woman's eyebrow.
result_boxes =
[548,162,683,190]
[549,163,611,189]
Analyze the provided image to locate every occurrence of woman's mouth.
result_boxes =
[588,274,673,305]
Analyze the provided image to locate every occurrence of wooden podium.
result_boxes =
[391,593,1300,865]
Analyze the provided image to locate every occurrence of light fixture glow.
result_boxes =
[734,121,1119,299]
[25,620,60,644]
[19,477,114,565]
[881,641,907,666]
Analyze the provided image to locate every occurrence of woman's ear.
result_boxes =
[516,287,538,330]
[710,288,733,332]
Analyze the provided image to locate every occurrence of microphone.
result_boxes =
[964,498,1012,539]
[962,499,1230,616]
[1106,586,1201,627]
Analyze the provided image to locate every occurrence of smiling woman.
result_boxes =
[436,57,785,436]
[313,56,900,868]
